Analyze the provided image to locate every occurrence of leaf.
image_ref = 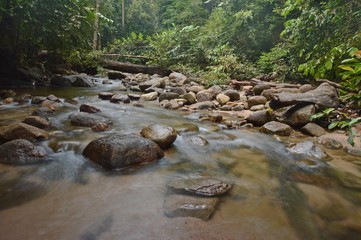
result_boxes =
[328,122,339,129]
[325,60,333,70]
[339,65,354,71]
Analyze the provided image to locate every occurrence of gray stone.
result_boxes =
[223,89,240,101]
[248,96,267,108]
[141,124,177,149]
[83,134,164,169]
[169,72,187,84]
[276,104,316,127]
[301,123,326,137]
[196,90,213,102]
[108,71,127,80]
[0,139,47,165]
[110,94,131,103]
[250,104,265,111]
[299,84,314,93]
[260,121,292,136]
[68,112,112,127]
[252,84,271,95]
[163,195,218,221]
[182,93,197,105]
[139,78,166,91]
[50,75,72,86]
[187,85,204,93]
[246,110,274,126]
[167,178,232,197]
[159,92,180,102]
[98,92,114,100]
[189,101,215,110]
[71,74,94,87]
[0,123,48,144]
[287,141,328,160]
[317,137,343,150]
[140,92,158,101]
[184,135,209,146]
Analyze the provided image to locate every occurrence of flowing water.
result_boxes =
[1,79,361,240]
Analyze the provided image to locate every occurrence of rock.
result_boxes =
[140,92,158,101]
[159,92,180,102]
[169,87,187,95]
[187,85,204,93]
[184,135,209,146]
[91,123,109,132]
[250,104,265,111]
[260,121,292,136]
[31,96,47,104]
[160,100,181,110]
[216,93,230,105]
[50,75,72,86]
[31,107,54,118]
[189,101,215,110]
[68,112,112,127]
[0,89,16,99]
[252,84,271,95]
[71,74,94,87]
[108,71,127,80]
[128,94,141,101]
[221,105,232,111]
[317,137,343,150]
[299,84,314,93]
[287,141,328,160]
[301,123,326,137]
[262,88,301,101]
[102,79,112,84]
[130,85,141,92]
[0,139,47,165]
[167,178,232,197]
[139,78,165,91]
[140,124,177,149]
[344,148,361,157]
[169,72,187,84]
[98,92,114,100]
[200,113,222,123]
[196,90,213,102]
[22,116,50,129]
[223,89,240,101]
[246,110,274,126]
[3,97,13,104]
[80,104,101,113]
[270,83,339,110]
[83,134,164,169]
[248,96,267,108]
[0,123,48,144]
[182,93,197,105]
[110,94,131,103]
[276,104,316,127]
[163,195,218,221]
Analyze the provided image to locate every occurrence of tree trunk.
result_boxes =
[93,0,100,50]
[102,60,171,76]
[122,0,125,29]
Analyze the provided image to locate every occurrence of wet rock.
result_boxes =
[91,123,109,132]
[184,135,209,146]
[31,107,54,118]
[140,92,158,101]
[110,94,131,103]
[287,141,328,160]
[260,121,292,136]
[50,75,72,86]
[83,134,164,169]
[182,93,197,105]
[31,96,47,104]
[68,112,112,127]
[167,178,232,197]
[163,195,218,221]
[248,96,267,108]
[0,123,48,143]
[22,116,50,129]
[270,83,339,110]
[317,137,343,150]
[301,123,326,137]
[3,97,13,104]
[0,139,47,165]
[71,74,94,87]
[159,92,179,102]
[80,104,101,113]
[128,94,141,101]
[98,92,114,100]
[196,90,213,102]
[108,71,127,80]
[216,93,230,105]
[252,84,271,95]
[15,93,32,104]
[246,110,274,127]
[276,104,316,127]
[141,124,177,149]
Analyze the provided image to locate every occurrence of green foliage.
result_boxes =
[328,117,361,147]
[338,48,361,107]
[66,50,101,73]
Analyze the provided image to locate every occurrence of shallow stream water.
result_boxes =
[0,79,361,240]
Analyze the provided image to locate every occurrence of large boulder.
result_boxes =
[275,104,316,127]
[83,134,164,169]
[0,139,47,165]
[68,112,112,127]
[259,121,292,136]
[270,83,339,110]
[0,123,48,144]
[166,177,232,197]
[108,71,127,80]
[141,124,177,149]
[71,74,94,87]
[169,72,187,84]
[22,116,50,129]
[50,75,72,86]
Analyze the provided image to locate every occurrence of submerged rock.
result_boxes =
[163,195,218,221]
[167,178,232,197]
[287,141,328,160]
[141,124,177,149]
[0,123,48,144]
[83,134,164,169]
[68,112,112,127]
[0,139,47,165]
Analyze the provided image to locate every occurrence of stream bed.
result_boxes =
[1,79,361,240]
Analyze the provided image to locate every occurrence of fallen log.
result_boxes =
[100,54,151,60]
[102,60,171,76]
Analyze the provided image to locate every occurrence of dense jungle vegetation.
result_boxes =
[0,0,360,106]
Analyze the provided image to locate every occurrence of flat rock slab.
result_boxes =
[167,178,232,197]
[163,195,218,221]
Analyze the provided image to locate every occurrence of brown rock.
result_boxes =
[0,123,48,143]
[141,124,177,149]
